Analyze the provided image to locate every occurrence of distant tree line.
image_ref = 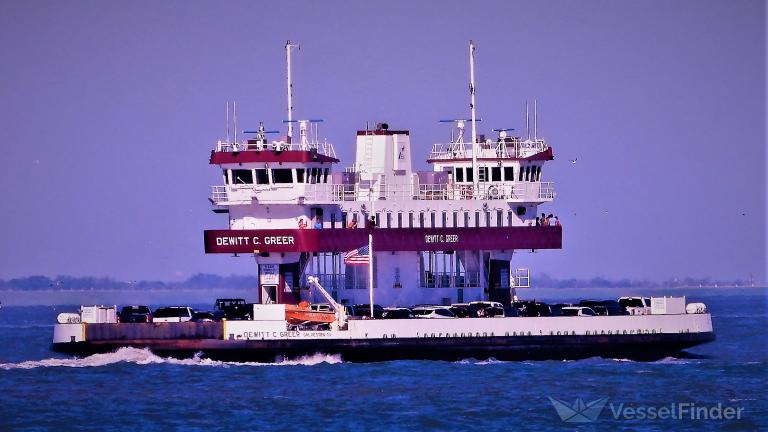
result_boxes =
[0,273,757,291]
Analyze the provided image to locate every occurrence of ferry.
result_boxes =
[52,41,715,362]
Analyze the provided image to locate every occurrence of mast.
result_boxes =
[286,40,299,143]
[368,233,374,318]
[534,99,538,140]
[525,99,530,140]
[469,40,479,195]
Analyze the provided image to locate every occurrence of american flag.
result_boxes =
[344,244,370,265]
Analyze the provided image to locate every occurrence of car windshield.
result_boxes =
[562,309,578,316]
[122,306,150,314]
[154,308,190,318]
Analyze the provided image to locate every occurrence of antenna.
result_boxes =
[534,99,538,140]
[286,40,300,143]
[226,102,230,144]
[469,40,479,195]
[233,101,238,149]
[525,99,530,140]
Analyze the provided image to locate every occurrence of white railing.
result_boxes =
[429,138,548,161]
[214,140,337,158]
[211,181,554,205]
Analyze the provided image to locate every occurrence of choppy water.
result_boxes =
[0,288,765,431]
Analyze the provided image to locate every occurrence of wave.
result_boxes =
[0,347,343,370]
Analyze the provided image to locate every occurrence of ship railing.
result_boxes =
[429,138,548,161]
[214,139,336,158]
[301,181,555,202]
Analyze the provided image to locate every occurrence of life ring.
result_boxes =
[488,185,500,199]
[298,218,308,229]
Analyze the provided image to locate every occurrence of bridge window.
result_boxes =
[491,166,501,182]
[466,168,474,182]
[452,212,458,228]
[497,210,504,227]
[231,169,253,184]
[507,211,514,226]
[518,166,524,181]
[475,211,480,228]
[525,166,531,182]
[295,168,306,183]
[441,211,447,228]
[272,169,293,184]
[341,212,348,227]
[485,211,491,227]
[504,166,514,181]
[455,167,464,182]
[323,168,330,183]
[408,212,414,228]
[464,212,469,228]
[397,212,403,228]
[536,166,542,181]
[331,212,337,228]
[430,212,436,228]
[419,212,425,228]
[255,169,269,185]
[386,212,392,228]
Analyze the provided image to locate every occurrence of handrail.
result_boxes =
[429,138,548,161]
[214,140,336,158]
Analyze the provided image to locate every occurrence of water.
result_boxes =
[0,289,765,431]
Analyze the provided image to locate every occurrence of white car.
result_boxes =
[152,306,194,323]
[411,306,455,319]
[561,306,596,317]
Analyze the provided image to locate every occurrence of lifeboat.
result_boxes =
[285,301,335,324]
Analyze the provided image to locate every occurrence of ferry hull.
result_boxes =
[52,331,715,362]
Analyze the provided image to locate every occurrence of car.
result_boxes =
[449,303,473,318]
[190,311,218,322]
[215,298,251,320]
[381,308,413,319]
[119,305,152,323]
[618,297,652,315]
[469,301,505,317]
[411,306,455,319]
[351,304,384,319]
[152,306,194,323]
[561,306,597,317]
[579,300,625,316]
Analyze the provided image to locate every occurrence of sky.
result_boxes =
[0,0,765,284]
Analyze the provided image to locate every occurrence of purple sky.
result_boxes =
[0,1,764,284]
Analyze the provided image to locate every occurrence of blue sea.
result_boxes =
[0,288,765,431]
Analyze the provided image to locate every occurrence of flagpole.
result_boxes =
[368,233,374,318]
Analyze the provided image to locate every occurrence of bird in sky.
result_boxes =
[569,158,578,164]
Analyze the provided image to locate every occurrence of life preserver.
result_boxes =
[298,219,308,229]
[488,185,500,199]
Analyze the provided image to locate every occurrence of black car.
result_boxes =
[191,311,221,322]
[215,298,251,320]
[450,304,473,318]
[381,308,413,319]
[119,305,152,323]
[579,300,625,316]
[352,304,384,319]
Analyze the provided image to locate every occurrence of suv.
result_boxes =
[119,305,152,323]
[411,306,455,319]
[561,306,597,317]
[215,298,251,320]
[152,306,194,323]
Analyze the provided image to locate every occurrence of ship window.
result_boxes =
[331,212,337,228]
[475,211,480,228]
[518,166,524,181]
[525,166,530,182]
[232,169,253,185]
[464,212,469,228]
[419,212,425,228]
[485,211,491,227]
[466,168,474,183]
[375,212,381,227]
[507,211,514,226]
[497,210,504,227]
[408,212,414,228]
[452,212,458,228]
[295,168,305,183]
[491,167,501,182]
[479,167,488,182]
[441,212,447,228]
[323,168,329,183]
[504,166,514,182]
[536,166,542,181]
[397,212,403,228]
[455,167,464,182]
[307,168,316,184]
[341,212,348,228]
[254,169,269,185]
[386,212,392,228]
[272,168,293,184]
[430,212,436,228]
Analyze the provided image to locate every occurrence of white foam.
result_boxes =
[0,347,343,370]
